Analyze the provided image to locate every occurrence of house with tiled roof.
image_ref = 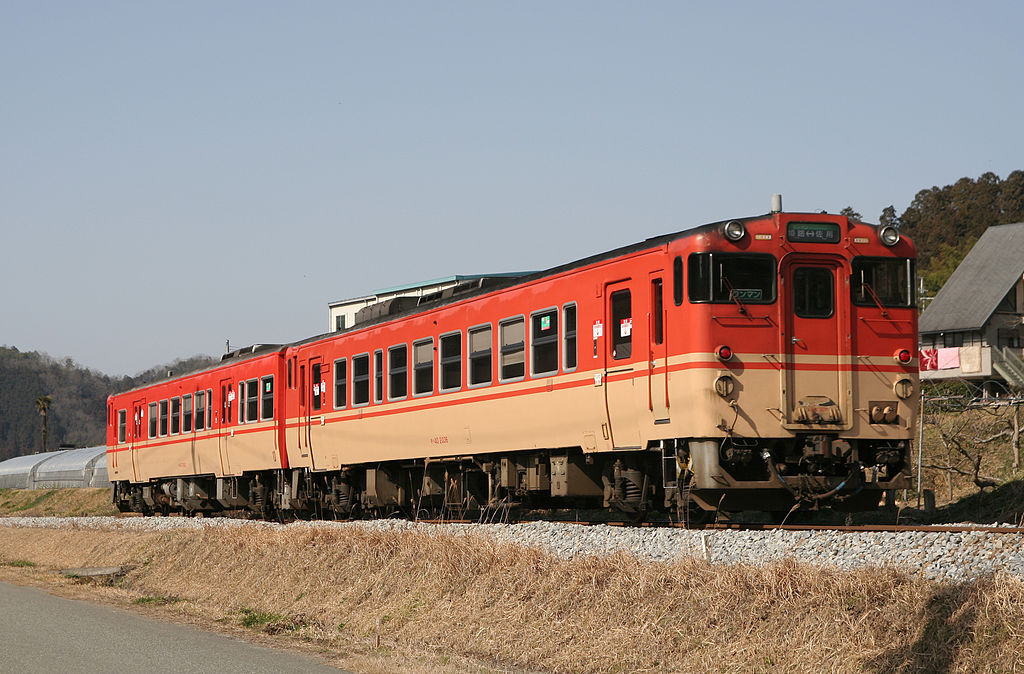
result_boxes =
[918,222,1024,391]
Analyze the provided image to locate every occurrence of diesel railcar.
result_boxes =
[107,207,918,521]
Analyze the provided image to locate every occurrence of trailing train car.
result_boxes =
[107,205,918,521]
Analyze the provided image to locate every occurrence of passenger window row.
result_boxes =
[332,303,577,410]
[143,388,215,439]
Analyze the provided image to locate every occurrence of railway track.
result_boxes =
[403,517,1024,535]
[117,509,1024,535]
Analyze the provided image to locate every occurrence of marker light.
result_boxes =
[879,225,901,246]
[894,378,914,400]
[716,345,734,361]
[894,349,913,364]
[723,220,746,242]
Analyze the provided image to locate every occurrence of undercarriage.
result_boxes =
[114,433,909,526]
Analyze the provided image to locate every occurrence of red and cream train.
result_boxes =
[107,207,919,521]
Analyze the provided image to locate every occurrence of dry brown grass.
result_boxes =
[1,524,1022,673]
[0,487,117,517]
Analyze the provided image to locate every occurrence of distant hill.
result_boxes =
[885,170,1024,296]
[0,346,216,461]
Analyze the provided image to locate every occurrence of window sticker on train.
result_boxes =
[261,376,274,420]
[531,308,559,377]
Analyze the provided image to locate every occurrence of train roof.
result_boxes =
[287,212,766,348]
[116,210,898,395]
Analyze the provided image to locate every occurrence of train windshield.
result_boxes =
[688,253,776,304]
[851,257,915,308]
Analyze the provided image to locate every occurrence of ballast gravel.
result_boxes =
[3,516,1022,584]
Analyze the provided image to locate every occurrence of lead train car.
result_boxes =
[107,210,918,520]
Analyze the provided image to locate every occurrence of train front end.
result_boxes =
[674,210,917,515]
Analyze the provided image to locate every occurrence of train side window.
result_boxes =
[206,389,213,428]
[651,279,664,345]
[413,338,434,396]
[531,308,558,377]
[851,257,915,307]
[170,397,181,435]
[374,350,384,403]
[389,344,408,401]
[117,409,127,443]
[311,363,322,411]
[159,399,169,437]
[563,303,577,372]
[468,324,493,387]
[148,402,158,438]
[611,290,632,360]
[261,376,274,420]
[353,354,370,406]
[440,331,462,392]
[673,256,683,306]
[239,381,246,423]
[244,378,259,422]
[793,267,834,318]
[499,316,526,382]
[195,390,206,431]
[334,358,348,409]
[288,358,293,389]
[688,252,776,303]
[182,394,193,433]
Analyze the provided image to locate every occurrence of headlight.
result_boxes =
[723,220,746,242]
[879,225,900,246]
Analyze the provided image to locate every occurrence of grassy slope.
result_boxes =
[0,520,1021,672]
[0,488,117,517]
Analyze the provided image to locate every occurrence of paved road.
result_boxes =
[0,582,343,673]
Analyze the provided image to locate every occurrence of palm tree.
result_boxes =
[35,395,52,452]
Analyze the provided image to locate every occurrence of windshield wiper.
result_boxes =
[861,282,890,318]
[721,277,748,315]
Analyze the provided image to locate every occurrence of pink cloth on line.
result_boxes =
[937,347,961,370]
[920,349,938,371]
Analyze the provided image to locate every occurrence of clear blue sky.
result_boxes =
[2,1,1022,376]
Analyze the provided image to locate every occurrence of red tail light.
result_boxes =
[716,345,733,361]
[894,349,913,364]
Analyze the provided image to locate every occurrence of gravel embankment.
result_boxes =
[3,516,1022,583]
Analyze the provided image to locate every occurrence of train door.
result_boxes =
[779,255,851,429]
[603,280,643,449]
[300,356,324,470]
[129,398,145,482]
[217,378,233,475]
[647,272,670,423]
